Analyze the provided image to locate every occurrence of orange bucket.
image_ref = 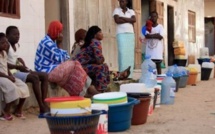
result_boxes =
[187,73,198,85]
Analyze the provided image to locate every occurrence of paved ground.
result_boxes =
[0,79,215,134]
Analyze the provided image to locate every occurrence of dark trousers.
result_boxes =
[152,59,162,75]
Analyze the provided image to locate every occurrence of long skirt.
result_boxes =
[117,33,135,78]
[83,64,110,91]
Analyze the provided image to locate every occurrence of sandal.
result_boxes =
[14,113,26,120]
[113,66,131,81]
[0,114,14,121]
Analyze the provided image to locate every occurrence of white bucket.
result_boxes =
[154,85,161,108]
[200,47,209,58]
[91,104,108,134]
[143,88,155,115]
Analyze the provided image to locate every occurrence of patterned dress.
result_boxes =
[35,35,70,73]
[74,39,110,91]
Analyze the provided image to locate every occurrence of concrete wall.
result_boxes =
[0,0,45,70]
[68,0,75,52]
[205,1,215,17]
[158,0,205,63]
[45,0,61,32]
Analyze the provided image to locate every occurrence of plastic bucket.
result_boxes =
[108,97,139,132]
[174,59,187,66]
[173,77,180,92]
[187,73,197,85]
[127,93,151,125]
[154,85,161,108]
[197,58,210,65]
[201,68,212,80]
[214,67,215,78]
[179,75,188,88]
[91,104,108,134]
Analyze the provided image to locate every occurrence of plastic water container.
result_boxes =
[139,55,157,85]
[91,104,108,134]
[139,56,157,88]
[161,73,176,105]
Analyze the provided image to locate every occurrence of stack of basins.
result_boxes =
[92,92,139,132]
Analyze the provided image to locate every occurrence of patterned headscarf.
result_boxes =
[48,21,63,40]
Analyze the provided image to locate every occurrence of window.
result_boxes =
[188,10,196,43]
[0,0,20,18]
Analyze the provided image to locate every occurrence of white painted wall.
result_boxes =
[45,0,60,32]
[159,0,205,64]
[0,0,45,70]
[68,0,75,52]
[205,1,215,17]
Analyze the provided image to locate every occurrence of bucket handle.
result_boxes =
[131,99,140,105]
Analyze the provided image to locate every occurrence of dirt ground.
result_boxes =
[0,79,215,134]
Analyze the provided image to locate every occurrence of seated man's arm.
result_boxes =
[7,63,29,72]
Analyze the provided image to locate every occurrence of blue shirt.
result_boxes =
[34,35,70,73]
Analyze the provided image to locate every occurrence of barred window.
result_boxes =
[0,0,20,18]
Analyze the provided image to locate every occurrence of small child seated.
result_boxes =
[0,33,29,121]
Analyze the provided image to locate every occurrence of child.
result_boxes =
[141,19,153,36]
[71,29,87,58]
[6,26,49,115]
[0,33,29,121]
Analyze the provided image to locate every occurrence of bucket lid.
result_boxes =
[91,104,109,111]
[127,93,151,98]
[45,96,84,102]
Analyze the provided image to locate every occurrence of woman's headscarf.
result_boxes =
[75,29,87,43]
[48,21,63,40]
[82,26,101,48]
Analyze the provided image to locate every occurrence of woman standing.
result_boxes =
[74,26,110,92]
[113,0,136,78]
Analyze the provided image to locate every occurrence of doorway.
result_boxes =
[167,6,174,66]
[205,17,215,56]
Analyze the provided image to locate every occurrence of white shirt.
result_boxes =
[145,24,164,60]
[113,7,135,34]
[7,43,19,65]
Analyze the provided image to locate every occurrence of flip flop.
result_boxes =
[14,113,26,120]
[0,114,14,121]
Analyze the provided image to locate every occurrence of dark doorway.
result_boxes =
[205,17,215,56]
[167,6,174,66]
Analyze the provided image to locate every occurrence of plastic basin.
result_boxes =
[108,97,139,132]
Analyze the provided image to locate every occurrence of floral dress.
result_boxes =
[74,39,110,91]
